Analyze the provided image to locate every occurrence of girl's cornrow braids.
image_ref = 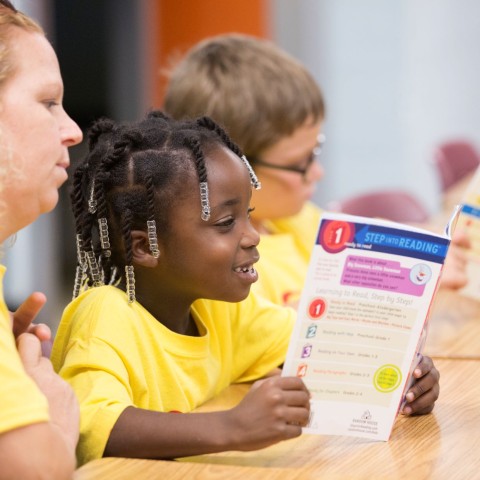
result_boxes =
[145,174,159,258]
[87,117,115,151]
[183,136,210,221]
[75,157,102,288]
[83,211,103,287]
[147,110,170,121]
[71,165,89,299]
[71,164,86,235]
[72,237,87,299]
[120,130,144,152]
[92,136,129,267]
[92,129,143,283]
[196,116,261,190]
[95,169,111,258]
[122,207,135,303]
[239,155,261,190]
[85,118,117,214]
[196,116,242,155]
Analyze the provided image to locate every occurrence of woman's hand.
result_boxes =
[10,291,51,341]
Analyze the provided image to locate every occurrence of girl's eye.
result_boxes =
[215,217,235,228]
[247,207,255,218]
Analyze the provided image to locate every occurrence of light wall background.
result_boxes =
[5,0,480,330]
[273,0,480,213]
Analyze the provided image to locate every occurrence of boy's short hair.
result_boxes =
[164,34,325,158]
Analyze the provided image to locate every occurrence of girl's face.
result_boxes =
[250,118,324,227]
[158,145,260,303]
[0,29,82,239]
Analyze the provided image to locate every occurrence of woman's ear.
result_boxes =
[131,230,159,268]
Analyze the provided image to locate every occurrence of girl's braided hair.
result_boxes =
[70,110,260,302]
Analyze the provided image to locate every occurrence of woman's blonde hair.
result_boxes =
[0,2,43,223]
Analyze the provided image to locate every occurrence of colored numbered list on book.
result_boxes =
[456,167,480,299]
[282,212,451,441]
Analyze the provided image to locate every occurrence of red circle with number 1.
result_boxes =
[308,297,327,319]
[319,220,354,253]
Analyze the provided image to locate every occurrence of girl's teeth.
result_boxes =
[235,266,252,273]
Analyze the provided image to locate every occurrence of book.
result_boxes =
[282,211,454,441]
[455,167,480,299]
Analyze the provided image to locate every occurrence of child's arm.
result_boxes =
[401,355,440,415]
[104,376,310,459]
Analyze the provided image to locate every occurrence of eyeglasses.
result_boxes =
[250,133,326,177]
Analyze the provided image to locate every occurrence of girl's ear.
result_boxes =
[131,230,159,268]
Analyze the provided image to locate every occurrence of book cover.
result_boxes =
[282,212,451,440]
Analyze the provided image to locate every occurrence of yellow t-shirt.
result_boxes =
[0,265,49,434]
[253,202,322,306]
[51,286,295,465]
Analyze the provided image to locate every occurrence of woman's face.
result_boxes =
[249,118,324,227]
[0,29,82,239]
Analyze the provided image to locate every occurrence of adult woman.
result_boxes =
[0,1,82,478]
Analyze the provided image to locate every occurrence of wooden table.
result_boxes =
[74,358,480,479]
[73,457,297,480]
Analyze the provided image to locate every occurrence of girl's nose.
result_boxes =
[242,220,260,248]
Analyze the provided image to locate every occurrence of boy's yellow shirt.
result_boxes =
[253,201,322,306]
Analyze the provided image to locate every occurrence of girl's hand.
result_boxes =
[226,376,310,451]
[402,355,440,415]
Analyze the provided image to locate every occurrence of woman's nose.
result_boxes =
[61,110,83,147]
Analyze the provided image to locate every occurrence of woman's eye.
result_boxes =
[43,100,59,109]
